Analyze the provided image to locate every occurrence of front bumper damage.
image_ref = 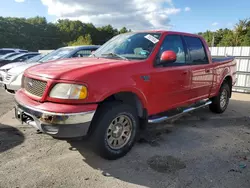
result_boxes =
[15,98,96,138]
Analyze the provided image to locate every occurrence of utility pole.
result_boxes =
[211,34,215,47]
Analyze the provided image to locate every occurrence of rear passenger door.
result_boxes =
[183,36,213,101]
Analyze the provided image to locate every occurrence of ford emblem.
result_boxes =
[28,81,33,87]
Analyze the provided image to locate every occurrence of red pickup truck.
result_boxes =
[15,31,236,159]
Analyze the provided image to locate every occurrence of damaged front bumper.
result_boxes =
[15,99,96,138]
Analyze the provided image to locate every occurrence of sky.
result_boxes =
[1,0,250,33]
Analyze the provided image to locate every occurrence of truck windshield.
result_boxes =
[93,32,161,60]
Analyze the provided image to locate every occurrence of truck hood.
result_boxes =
[26,57,130,80]
[8,62,40,75]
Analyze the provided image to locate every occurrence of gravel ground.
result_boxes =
[0,88,14,116]
[0,90,250,188]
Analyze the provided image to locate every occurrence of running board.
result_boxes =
[148,101,212,124]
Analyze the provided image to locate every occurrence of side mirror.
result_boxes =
[160,50,177,64]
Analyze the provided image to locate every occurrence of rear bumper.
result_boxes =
[15,90,97,138]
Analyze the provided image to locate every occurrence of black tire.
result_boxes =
[209,83,230,113]
[91,102,139,160]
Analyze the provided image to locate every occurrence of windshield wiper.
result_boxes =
[101,53,128,60]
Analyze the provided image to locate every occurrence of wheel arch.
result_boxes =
[100,92,146,117]
[88,90,148,135]
[223,75,233,97]
[215,72,233,98]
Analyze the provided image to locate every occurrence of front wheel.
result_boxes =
[209,83,230,113]
[91,102,139,160]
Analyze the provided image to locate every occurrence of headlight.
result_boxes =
[49,83,87,99]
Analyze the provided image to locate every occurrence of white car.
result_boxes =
[3,62,39,93]
[0,62,25,84]
[0,55,44,85]
[2,45,100,94]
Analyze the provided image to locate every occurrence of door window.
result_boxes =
[15,54,35,62]
[72,50,93,57]
[183,36,208,64]
[157,35,186,65]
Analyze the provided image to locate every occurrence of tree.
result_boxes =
[119,27,128,34]
[0,16,62,50]
[56,19,85,44]
[26,16,47,25]
[83,23,100,44]
[198,18,250,47]
[68,34,92,46]
[218,30,236,46]
[214,29,226,46]
[3,16,250,50]
[0,16,129,50]
[242,29,250,46]
[97,24,119,44]
[234,19,249,46]
[199,30,213,46]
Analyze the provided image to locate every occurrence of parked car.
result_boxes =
[2,45,99,93]
[0,48,27,58]
[0,52,22,60]
[0,54,45,84]
[15,31,236,159]
[0,52,40,67]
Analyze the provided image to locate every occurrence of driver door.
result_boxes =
[149,35,191,114]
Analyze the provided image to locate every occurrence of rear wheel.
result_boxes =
[209,83,230,113]
[91,102,139,160]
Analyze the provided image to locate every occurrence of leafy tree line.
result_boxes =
[2,16,249,50]
[0,16,130,51]
[198,19,250,47]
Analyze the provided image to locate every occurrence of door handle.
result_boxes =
[205,69,210,73]
[182,71,188,75]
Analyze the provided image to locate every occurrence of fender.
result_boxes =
[98,86,148,110]
[215,67,231,96]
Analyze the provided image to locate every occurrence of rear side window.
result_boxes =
[184,36,208,64]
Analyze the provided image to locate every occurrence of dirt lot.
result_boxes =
[0,90,250,188]
[0,88,14,117]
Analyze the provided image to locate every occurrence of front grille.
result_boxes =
[23,77,47,97]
